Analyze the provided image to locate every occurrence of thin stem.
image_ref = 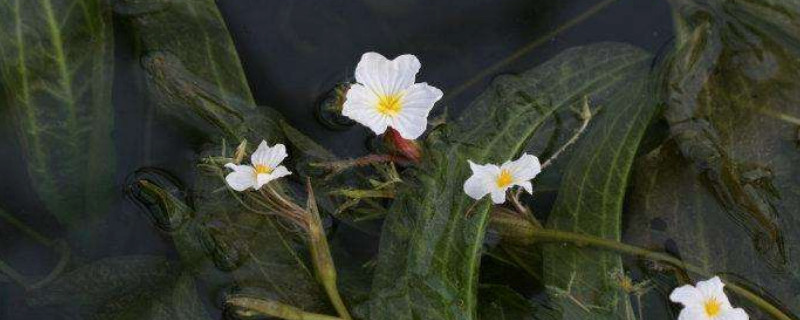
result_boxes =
[227,295,343,320]
[541,96,593,170]
[491,214,795,320]
[0,208,54,247]
[757,108,800,126]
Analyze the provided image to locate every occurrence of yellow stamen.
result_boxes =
[255,164,273,175]
[496,169,513,188]
[705,298,722,317]
[376,94,403,116]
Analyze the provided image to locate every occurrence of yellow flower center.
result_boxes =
[704,298,722,317]
[376,94,403,116]
[496,169,513,188]
[255,164,273,175]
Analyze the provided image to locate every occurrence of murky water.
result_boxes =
[4,0,798,319]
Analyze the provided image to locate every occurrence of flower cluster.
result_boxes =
[222,52,751,320]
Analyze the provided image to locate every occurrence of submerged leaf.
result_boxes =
[367,43,654,320]
[118,0,330,311]
[27,256,210,320]
[540,44,658,319]
[626,0,800,316]
[0,0,115,242]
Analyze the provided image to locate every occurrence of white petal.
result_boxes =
[519,181,533,194]
[342,83,390,135]
[354,52,420,96]
[251,141,287,168]
[670,285,704,307]
[464,174,489,200]
[254,166,292,190]
[399,83,443,117]
[225,165,256,192]
[696,276,731,308]
[490,188,507,204]
[389,83,443,139]
[271,166,292,180]
[390,112,427,140]
[717,308,749,320]
[677,306,710,320]
[504,153,542,183]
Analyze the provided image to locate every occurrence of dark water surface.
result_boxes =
[0,0,673,318]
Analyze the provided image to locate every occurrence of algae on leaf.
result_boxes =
[367,43,655,320]
[0,0,115,238]
[540,45,658,319]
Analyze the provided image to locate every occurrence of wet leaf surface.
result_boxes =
[0,0,115,244]
[625,0,800,317]
[367,42,654,320]
[27,256,210,320]
[538,44,658,319]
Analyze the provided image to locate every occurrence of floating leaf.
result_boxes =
[0,0,115,242]
[366,43,653,320]
[539,42,657,318]
[625,0,800,316]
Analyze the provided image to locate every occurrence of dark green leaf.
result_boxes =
[0,0,115,240]
[367,43,654,320]
[540,44,657,319]
[626,0,800,317]
[27,256,210,320]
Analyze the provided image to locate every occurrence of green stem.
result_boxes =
[490,214,795,320]
[306,179,352,320]
[226,295,343,320]
[757,108,800,126]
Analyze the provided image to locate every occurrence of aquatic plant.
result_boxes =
[0,0,798,320]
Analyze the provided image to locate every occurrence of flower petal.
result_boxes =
[717,308,749,320]
[254,166,292,190]
[464,176,489,201]
[342,83,390,135]
[670,284,704,307]
[677,306,709,320]
[390,112,428,140]
[390,83,443,139]
[251,141,288,168]
[490,188,507,204]
[519,181,533,194]
[225,165,256,191]
[696,276,732,308]
[355,52,420,96]
[504,153,542,183]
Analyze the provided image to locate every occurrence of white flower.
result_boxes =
[342,52,443,140]
[224,141,292,191]
[463,153,541,204]
[670,276,748,320]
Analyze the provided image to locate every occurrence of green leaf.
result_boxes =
[0,0,115,239]
[366,43,654,320]
[540,46,657,318]
[626,0,800,316]
[118,0,331,312]
[27,256,210,320]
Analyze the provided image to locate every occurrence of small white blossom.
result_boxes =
[463,153,541,204]
[342,52,443,140]
[670,276,748,320]
[224,141,292,191]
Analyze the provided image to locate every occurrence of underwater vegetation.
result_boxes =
[0,0,799,319]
